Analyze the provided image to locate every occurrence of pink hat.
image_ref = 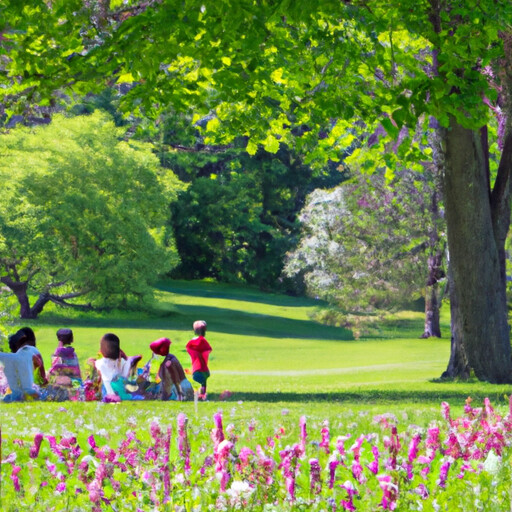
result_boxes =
[150,337,171,356]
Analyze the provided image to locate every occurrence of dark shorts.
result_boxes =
[192,371,210,385]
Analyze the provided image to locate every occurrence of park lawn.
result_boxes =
[1,279,511,435]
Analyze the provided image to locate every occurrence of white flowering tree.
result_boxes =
[286,168,445,336]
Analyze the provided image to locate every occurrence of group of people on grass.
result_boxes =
[0,320,212,403]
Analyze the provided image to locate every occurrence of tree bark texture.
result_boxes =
[442,118,512,383]
[441,263,470,379]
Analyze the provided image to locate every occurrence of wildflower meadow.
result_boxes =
[1,397,512,511]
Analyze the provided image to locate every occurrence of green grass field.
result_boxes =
[1,280,511,435]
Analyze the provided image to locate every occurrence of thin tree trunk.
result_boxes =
[421,184,443,339]
[421,280,441,338]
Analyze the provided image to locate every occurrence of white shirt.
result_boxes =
[0,345,41,393]
[95,357,132,395]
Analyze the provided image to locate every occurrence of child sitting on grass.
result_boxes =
[150,337,194,401]
[47,328,82,394]
[186,320,212,400]
[94,333,143,401]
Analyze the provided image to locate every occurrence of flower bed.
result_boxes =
[1,398,511,510]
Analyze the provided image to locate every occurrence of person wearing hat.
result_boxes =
[47,328,82,397]
[150,337,194,401]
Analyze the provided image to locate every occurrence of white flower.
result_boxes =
[226,480,255,507]
[483,451,501,475]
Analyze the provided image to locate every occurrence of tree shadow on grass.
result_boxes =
[209,389,512,405]
[37,303,355,341]
[156,280,326,309]
[165,303,353,341]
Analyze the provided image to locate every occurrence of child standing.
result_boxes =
[186,320,212,400]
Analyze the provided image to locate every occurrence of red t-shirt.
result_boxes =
[186,336,212,373]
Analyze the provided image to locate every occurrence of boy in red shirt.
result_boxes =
[186,320,212,400]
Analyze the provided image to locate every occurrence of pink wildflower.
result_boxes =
[415,483,429,499]
[340,499,356,511]
[256,445,275,486]
[237,446,255,473]
[407,433,421,463]
[29,433,44,459]
[212,412,225,451]
[200,454,214,476]
[309,458,322,494]
[441,401,451,422]
[340,480,358,511]
[328,459,340,489]
[45,435,63,459]
[438,459,451,488]
[319,420,330,454]
[150,421,162,442]
[350,434,365,462]
[377,474,398,510]
[367,445,379,474]
[87,435,97,451]
[163,425,172,503]
[484,397,494,419]
[177,413,191,474]
[215,439,233,492]
[279,445,301,501]
[336,434,351,462]
[299,416,307,455]
[11,465,21,492]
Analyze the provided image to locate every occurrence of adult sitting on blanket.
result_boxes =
[0,327,47,402]
[150,337,194,401]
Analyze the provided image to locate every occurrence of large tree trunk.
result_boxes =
[442,118,512,383]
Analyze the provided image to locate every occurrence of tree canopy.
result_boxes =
[0,111,182,318]
[2,1,512,381]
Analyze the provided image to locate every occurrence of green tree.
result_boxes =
[169,144,341,289]
[2,1,512,381]
[0,112,182,318]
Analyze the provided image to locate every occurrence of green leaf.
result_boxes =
[263,135,280,153]
[380,117,398,139]
[246,139,258,155]
[117,72,135,84]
